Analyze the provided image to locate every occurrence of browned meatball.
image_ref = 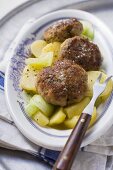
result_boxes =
[44,18,83,42]
[59,36,102,71]
[36,60,87,106]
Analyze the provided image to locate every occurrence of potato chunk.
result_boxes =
[64,97,90,119]
[42,42,61,59]
[49,108,66,125]
[63,116,79,129]
[89,107,97,127]
[64,107,97,129]
[31,40,47,57]
[25,52,54,69]
[86,71,113,102]
[33,112,49,126]
[20,65,38,93]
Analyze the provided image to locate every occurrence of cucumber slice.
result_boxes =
[31,40,47,57]
[33,112,49,126]
[30,95,54,117]
[49,108,66,125]
[23,91,34,104]
[64,97,90,119]
[25,52,54,69]
[80,20,94,40]
[25,103,38,116]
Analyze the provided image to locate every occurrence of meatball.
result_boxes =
[44,18,83,42]
[59,36,102,71]
[36,60,87,106]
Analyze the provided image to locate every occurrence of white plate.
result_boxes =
[5,9,113,151]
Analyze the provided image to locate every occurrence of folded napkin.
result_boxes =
[0,5,113,170]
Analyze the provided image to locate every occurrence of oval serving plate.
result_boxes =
[5,9,113,150]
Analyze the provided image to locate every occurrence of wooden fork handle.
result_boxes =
[53,113,91,170]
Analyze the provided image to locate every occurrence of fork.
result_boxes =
[53,73,113,170]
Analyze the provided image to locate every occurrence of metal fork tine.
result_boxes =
[103,75,113,85]
[96,73,102,82]
[84,74,113,115]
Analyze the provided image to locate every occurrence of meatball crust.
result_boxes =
[59,36,102,71]
[44,18,83,42]
[37,60,87,106]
